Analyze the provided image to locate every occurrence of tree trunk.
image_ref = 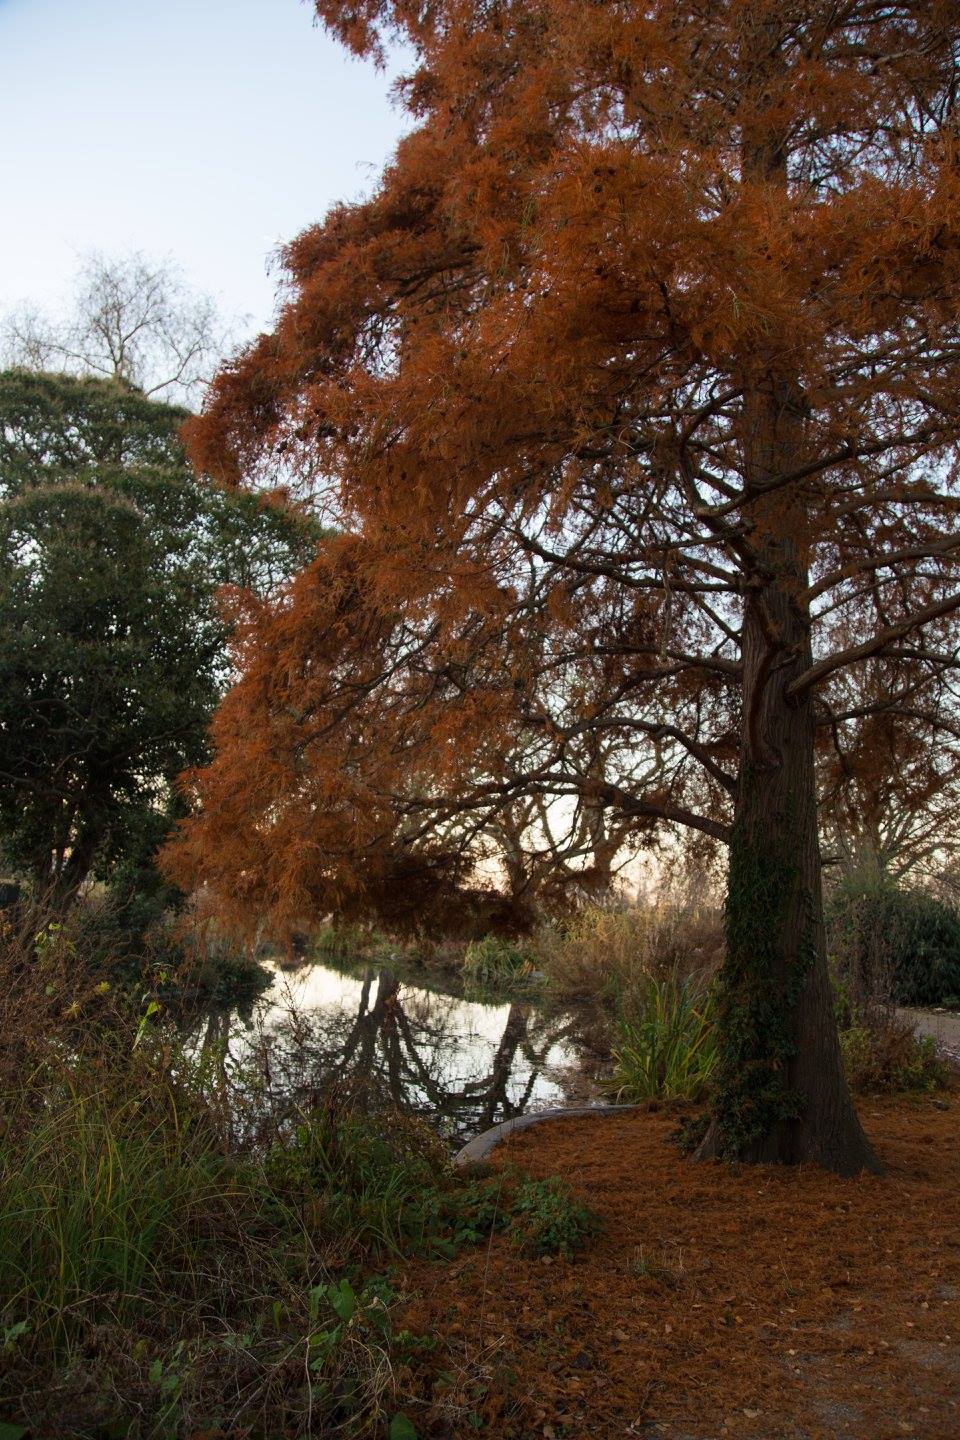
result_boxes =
[47,824,101,912]
[695,16,884,1168]
[695,567,882,1175]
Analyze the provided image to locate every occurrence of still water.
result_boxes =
[189,960,609,1147]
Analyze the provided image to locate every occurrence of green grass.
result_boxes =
[0,1078,229,1342]
[462,934,539,998]
[0,1043,599,1438]
[605,974,719,1102]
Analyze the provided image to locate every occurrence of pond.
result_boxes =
[187,958,612,1148]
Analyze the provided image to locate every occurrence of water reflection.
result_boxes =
[190,961,607,1147]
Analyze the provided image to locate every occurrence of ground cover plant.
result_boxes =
[0,917,598,1439]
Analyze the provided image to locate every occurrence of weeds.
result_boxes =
[265,1102,461,1258]
[0,1060,446,1437]
[0,1075,230,1342]
[508,1176,599,1258]
[632,1243,687,1289]
[840,1016,950,1094]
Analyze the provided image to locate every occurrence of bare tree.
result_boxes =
[2,251,233,406]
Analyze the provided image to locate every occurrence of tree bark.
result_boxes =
[696,567,882,1174]
[694,371,882,1174]
[695,12,883,1170]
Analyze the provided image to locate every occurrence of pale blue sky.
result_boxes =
[0,0,406,333]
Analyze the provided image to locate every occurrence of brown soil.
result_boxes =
[401,1096,960,1439]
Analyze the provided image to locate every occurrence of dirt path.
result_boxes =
[902,1007,960,1065]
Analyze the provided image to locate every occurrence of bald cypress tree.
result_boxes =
[167,3,960,1173]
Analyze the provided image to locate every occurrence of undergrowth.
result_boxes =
[603,964,950,1111]
[0,913,598,1439]
[462,934,538,998]
[839,1017,950,1094]
[530,903,723,1006]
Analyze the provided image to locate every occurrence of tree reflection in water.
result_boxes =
[189,962,605,1146]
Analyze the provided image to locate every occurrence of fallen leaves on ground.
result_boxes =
[400,1094,960,1439]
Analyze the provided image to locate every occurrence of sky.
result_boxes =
[0,0,407,336]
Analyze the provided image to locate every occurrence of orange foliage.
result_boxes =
[164,2,960,949]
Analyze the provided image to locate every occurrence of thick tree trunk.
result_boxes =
[693,26,884,1168]
[695,570,882,1175]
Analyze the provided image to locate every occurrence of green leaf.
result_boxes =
[0,1424,27,1440]
[389,1415,418,1440]
[327,1279,357,1323]
[148,1358,163,1385]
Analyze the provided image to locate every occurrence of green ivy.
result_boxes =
[708,775,814,1157]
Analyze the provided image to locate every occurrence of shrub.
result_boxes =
[462,933,535,993]
[26,896,272,1013]
[508,1176,600,1258]
[160,933,272,1010]
[839,1014,950,1094]
[605,974,718,1102]
[264,1101,458,1257]
[828,873,960,1008]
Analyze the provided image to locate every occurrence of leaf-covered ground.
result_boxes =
[400,1095,959,1439]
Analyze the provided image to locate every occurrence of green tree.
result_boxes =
[0,369,315,906]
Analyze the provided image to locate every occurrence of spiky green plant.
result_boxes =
[605,975,718,1102]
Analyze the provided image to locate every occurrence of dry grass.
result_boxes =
[530,902,724,1004]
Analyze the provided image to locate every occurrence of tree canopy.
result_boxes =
[165,1,960,1172]
[0,368,316,904]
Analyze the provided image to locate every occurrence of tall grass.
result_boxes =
[0,915,407,1436]
[605,975,719,1102]
[0,1075,231,1342]
[531,903,723,1005]
[265,1102,462,1258]
[462,933,537,997]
